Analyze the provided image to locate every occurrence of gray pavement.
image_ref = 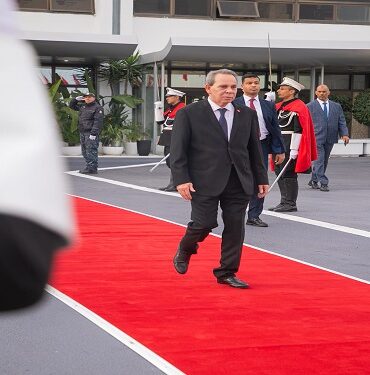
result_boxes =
[2,155,369,375]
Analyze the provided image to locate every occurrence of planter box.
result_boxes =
[62,145,81,156]
[124,141,137,156]
[103,146,124,156]
[137,140,152,156]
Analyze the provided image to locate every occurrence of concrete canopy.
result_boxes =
[139,36,370,69]
[23,31,138,63]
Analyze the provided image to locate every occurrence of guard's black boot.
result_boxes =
[274,178,298,212]
[268,178,288,211]
[79,168,98,174]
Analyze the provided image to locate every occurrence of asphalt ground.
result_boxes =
[1,155,369,374]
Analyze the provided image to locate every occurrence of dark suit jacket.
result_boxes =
[170,99,268,197]
[233,96,285,154]
[307,99,349,145]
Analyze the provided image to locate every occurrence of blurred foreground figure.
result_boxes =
[0,0,74,311]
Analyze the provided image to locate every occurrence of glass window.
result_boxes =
[17,0,48,11]
[55,67,87,86]
[299,4,333,21]
[217,1,260,18]
[258,3,293,20]
[323,75,350,90]
[50,0,94,13]
[171,71,206,88]
[337,5,370,23]
[175,0,211,16]
[39,67,52,85]
[353,75,366,90]
[134,0,170,14]
[298,73,311,90]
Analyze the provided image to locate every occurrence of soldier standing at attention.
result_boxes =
[268,78,317,212]
[155,88,186,191]
[70,92,104,174]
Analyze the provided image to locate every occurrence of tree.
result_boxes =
[353,89,370,127]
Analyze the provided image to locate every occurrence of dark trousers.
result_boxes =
[80,132,99,171]
[311,142,334,185]
[248,139,269,220]
[0,214,65,311]
[178,167,250,279]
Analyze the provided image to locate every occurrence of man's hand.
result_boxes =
[274,153,285,165]
[257,184,269,198]
[342,136,350,145]
[176,182,195,200]
[89,135,97,140]
[289,149,298,160]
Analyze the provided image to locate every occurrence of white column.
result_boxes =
[310,67,316,101]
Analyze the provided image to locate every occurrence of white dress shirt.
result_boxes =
[243,95,269,140]
[208,98,235,141]
[317,98,330,117]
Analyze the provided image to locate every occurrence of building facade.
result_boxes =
[16,0,370,139]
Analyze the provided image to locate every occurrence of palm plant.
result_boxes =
[98,52,143,95]
[49,79,79,146]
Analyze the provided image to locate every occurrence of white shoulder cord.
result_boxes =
[278,111,297,128]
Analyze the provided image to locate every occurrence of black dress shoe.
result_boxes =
[173,248,192,274]
[79,168,98,174]
[320,184,329,192]
[309,181,319,189]
[268,203,284,211]
[273,204,297,212]
[246,217,268,227]
[159,185,177,192]
[217,276,249,289]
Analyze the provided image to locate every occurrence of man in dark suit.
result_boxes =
[307,84,349,191]
[170,69,269,289]
[234,74,285,227]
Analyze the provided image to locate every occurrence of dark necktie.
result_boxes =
[218,108,228,139]
[249,98,261,138]
[323,102,328,119]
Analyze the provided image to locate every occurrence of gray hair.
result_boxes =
[206,69,238,86]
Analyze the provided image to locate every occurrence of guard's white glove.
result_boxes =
[89,135,96,140]
[76,96,84,101]
[264,91,276,102]
[154,101,164,122]
[289,149,298,159]
[289,133,302,160]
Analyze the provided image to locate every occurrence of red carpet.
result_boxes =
[51,197,370,374]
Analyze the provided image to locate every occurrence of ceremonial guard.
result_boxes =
[269,78,317,212]
[155,88,186,191]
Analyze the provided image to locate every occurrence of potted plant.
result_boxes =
[137,128,152,156]
[100,124,124,155]
[123,121,141,155]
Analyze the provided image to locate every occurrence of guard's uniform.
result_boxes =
[70,98,104,172]
[158,101,185,167]
[272,97,317,211]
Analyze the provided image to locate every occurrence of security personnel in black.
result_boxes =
[70,92,104,174]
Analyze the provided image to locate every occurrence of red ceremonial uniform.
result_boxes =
[275,99,317,172]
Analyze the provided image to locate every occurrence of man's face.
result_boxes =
[277,85,295,101]
[166,95,180,106]
[241,77,260,97]
[205,73,237,107]
[315,85,330,101]
[84,95,96,104]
